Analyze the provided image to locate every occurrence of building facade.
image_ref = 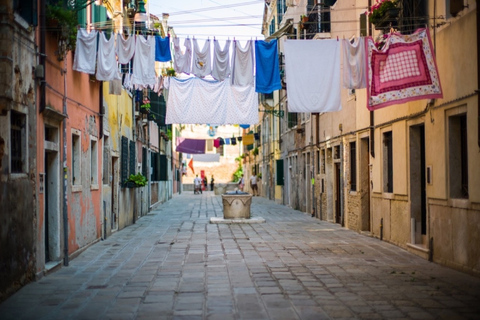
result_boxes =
[260,0,480,276]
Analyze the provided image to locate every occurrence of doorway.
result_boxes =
[334,162,341,224]
[44,150,61,263]
[360,137,371,232]
[409,124,426,245]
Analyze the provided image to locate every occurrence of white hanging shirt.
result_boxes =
[192,38,212,78]
[231,40,254,87]
[116,33,135,64]
[211,39,231,81]
[96,32,121,81]
[132,35,156,90]
[173,37,192,74]
[73,29,98,74]
[341,38,367,89]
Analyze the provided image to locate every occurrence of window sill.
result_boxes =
[90,184,99,191]
[9,173,28,180]
[72,185,82,193]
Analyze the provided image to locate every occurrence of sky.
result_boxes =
[147,0,266,40]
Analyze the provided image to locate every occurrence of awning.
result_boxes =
[266,19,294,41]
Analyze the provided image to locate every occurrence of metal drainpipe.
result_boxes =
[62,57,69,266]
[39,0,46,113]
[340,141,344,227]
[477,0,480,148]
[368,0,375,158]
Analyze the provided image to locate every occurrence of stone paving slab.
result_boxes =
[1,192,480,319]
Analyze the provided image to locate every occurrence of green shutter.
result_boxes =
[276,159,284,186]
[159,154,168,181]
[121,136,128,183]
[129,140,136,175]
[77,6,87,28]
[142,147,148,178]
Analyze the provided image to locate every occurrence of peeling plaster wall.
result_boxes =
[0,6,37,301]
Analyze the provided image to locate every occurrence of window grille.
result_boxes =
[10,111,25,173]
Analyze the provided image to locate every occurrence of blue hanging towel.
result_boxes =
[255,39,282,94]
[155,36,172,62]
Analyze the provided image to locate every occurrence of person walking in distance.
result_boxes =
[194,175,202,194]
[250,173,258,196]
[238,174,245,191]
[210,175,215,191]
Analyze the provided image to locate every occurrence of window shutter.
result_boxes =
[360,13,367,37]
[121,136,128,183]
[276,159,284,186]
[129,140,136,175]
[142,147,148,178]
[159,154,168,181]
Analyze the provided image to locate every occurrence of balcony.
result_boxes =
[301,4,331,39]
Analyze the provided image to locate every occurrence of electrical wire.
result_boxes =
[150,0,264,16]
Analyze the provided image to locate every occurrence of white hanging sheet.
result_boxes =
[116,33,135,64]
[96,32,121,81]
[341,38,367,89]
[166,77,259,125]
[284,39,341,113]
[192,39,212,78]
[211,39,231,81]
[174,37,192,74]
[132,35,156,90]
[73,29,98,74]
[231,40,254,87]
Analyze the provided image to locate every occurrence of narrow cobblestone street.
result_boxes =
[1,192,479,320]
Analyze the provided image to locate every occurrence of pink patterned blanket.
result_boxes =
[366,28,443,111]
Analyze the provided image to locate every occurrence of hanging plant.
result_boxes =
[46,1,79,61]
[366,0,399,28]
[140,97,151,114]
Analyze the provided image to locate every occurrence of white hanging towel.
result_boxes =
[231,40,254,87]
[284,39,341,113]
[341,38,367,89]
[132,35,156,90]
[96,32,121,81]
[173,37,192,74]
[73,29,98,74]
[116,33,135,64]
[166,77,258,125]
[192,38,212,78]
[211,39,231,81]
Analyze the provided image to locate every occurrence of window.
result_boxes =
[13,0,37,26]
[288,112,298,129]
[90,137,98,185]
[350,141,357,191]
[383,131,393,193]
[321,149,325,174]
[316,150,320,174]
[10,111,26,173]
[449,114,468,198]
[276,159,284,185]
[102,135,109,185]
[72,130,81,185]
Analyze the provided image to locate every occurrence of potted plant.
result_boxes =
[366,0,399,30]
[166,129,172,141]
[252,147,259,156]
[124,173,147,188]
[140,97,151,114]
[46,1,79,61]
